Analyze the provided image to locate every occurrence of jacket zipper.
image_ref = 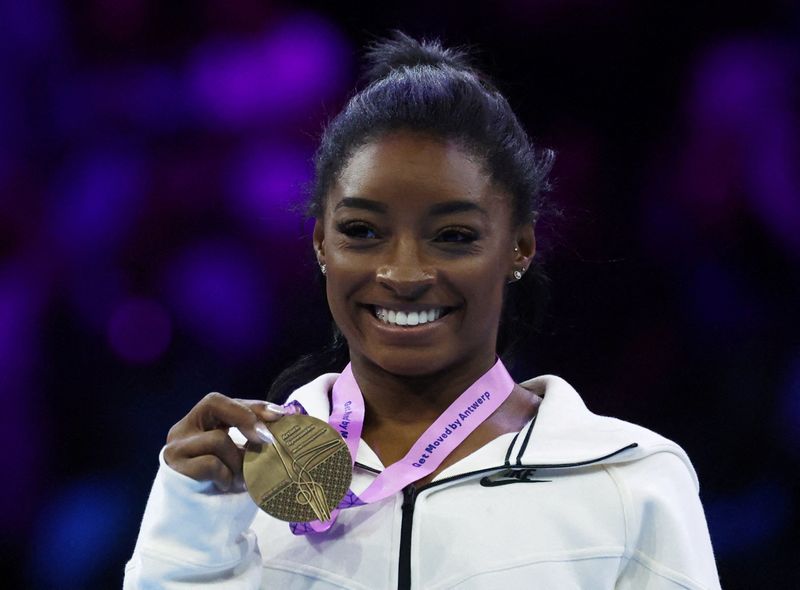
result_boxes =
[397,484,417,590]
[394,443,638,589]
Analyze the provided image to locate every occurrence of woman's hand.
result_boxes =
[163,392,286,492]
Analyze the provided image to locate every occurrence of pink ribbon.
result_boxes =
[291,358,515,534]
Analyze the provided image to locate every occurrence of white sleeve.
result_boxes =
[611,450,722,590]
[123,448,262,589]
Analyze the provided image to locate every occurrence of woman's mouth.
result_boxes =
[373,306,449,327]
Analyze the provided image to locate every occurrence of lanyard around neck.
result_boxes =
[290,358,516,534]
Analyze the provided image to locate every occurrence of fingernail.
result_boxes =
[265,402,287,415]
[255,422,274,444]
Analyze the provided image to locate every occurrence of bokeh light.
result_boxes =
[29,476,135,590]
[163,240,274,359]
[685,39,800,257]
[226,141,313,235]
[46,150,146,258]
[187,13,351,127]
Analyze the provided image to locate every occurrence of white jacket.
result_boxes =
[124,374,721,589]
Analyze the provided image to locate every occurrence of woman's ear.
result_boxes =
[515,223,536,259]
[313,218,326,269]
[511,223,536,277]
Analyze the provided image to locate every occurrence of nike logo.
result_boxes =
[480,468,551,487]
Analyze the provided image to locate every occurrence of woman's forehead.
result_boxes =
[330,132,505,211]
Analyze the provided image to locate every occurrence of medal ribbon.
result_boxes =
[290,358,515,534]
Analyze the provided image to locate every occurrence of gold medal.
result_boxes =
[243,413,352,523]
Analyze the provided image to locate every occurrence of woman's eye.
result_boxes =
[337,221,379,239]
[436,228,478,243]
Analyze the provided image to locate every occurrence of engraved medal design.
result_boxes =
[243,414,352,523]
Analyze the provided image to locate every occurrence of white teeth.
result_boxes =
[374,307,445,327]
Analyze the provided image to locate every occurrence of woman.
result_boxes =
[125,33,720,589]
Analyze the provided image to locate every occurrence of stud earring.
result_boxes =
[319,263,326,275]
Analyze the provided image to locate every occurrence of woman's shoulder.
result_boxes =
[513,375,719,589]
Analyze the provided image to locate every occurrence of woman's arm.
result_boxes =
[610,450,721,590]
[124,394,284,589]
[123,450,262,588]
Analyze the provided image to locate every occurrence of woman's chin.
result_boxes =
[353,349,449,380]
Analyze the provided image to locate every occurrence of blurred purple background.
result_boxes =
[2,1,799,587]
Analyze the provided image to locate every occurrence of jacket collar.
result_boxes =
[288,372,692,483]
[512,374,645,466]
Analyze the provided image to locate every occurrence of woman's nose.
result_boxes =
[375,240,435,298]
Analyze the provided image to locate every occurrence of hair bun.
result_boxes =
[363,31,472,82]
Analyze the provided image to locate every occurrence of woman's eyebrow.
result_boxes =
[333,197,387,213]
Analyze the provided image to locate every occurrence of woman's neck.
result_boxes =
[346,352,499,464]
[349,353,495,422]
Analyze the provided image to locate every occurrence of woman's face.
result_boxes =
[313,132,534,379]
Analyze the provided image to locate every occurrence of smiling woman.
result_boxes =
[124,32,721,589]
[317,133,530,381]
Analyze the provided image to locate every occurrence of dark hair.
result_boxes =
[308,31,554,224]
[268,32,555,401]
